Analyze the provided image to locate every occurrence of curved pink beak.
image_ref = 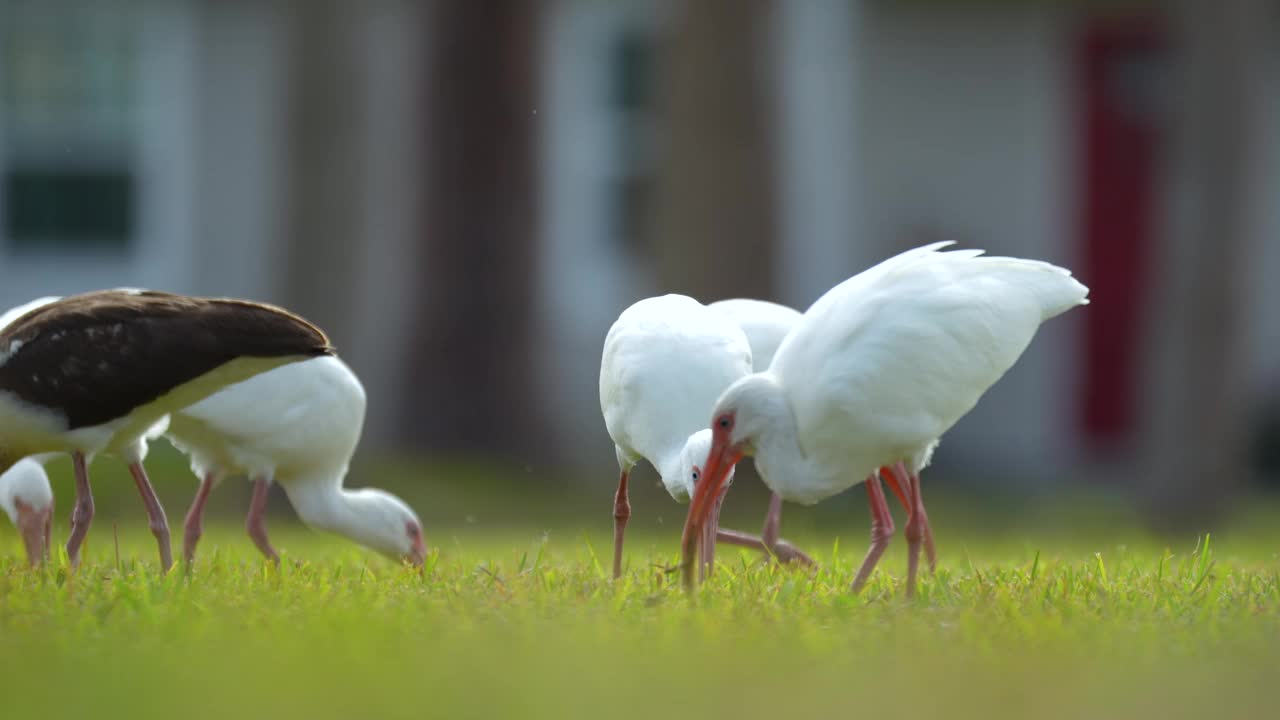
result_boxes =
[15,499,52,567]
[680,432,742,591]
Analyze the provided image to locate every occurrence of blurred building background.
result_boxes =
[0,0,1277,527]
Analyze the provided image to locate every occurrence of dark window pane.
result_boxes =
[4,167,134,251]
[611,30,651,112]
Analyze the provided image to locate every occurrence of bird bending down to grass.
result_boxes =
[0,290,329,571]
[682,243,1089,596]
[169,355,426,567]
[709,300,932,571]
[601,294,810,581]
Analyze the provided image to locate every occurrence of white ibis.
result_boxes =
[601,294,809,580]
[0,289,333,571]
[682,242,1090,595]
[713,297,935,571]
[168,355,426,566]
[0,457,54,565]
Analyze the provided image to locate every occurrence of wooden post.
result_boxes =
[649,0,777,302]
[403,1,541,457]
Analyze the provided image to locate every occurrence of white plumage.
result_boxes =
[168,355,426,566]
[710,299,803,372]
[682,243,1090,594]
[601,295,753,502]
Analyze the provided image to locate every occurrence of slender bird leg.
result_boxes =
[65,452,95,567]
[183,472,218,563]
[881,467,910,514]
[850,473,895,594]
[43,495,54,563]
[612,470,631,579]
[890,461,942,573]
[129,462,173,572]
[246,477,280,563]
[898,463,928,599]
[715,528,816,566]
[755,492,813,564]
[711,492,814,566]
[761,492,783,547]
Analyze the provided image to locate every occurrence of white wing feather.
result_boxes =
[710,299,802,372]
[773,245,1089,475]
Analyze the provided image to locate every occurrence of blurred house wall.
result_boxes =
[0,0,202,300]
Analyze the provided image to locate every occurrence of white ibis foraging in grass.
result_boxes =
[0,457,54,565]
[168,355,426,566]
[0,290,333,571]
[681,243,1090,595]
[600,294,810,580]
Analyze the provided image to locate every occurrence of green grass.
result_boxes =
[2,518,1279,720]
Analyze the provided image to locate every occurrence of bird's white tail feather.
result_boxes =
[881,245,1090,323]
[972,256,1090,321]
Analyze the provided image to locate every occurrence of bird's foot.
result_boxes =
[766,540,816,567]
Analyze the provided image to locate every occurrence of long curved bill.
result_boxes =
[680,436,742,591]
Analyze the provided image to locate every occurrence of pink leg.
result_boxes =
[612,470,630,579]
[757,492,813,565]
[891,462,928,598]
[850,473,895,594]
[43,494,54,563]
[887,463,937,573]
[715,528,814,565]
[246,477,280,563]
[65,452,95,567]
[183,472,217,563]
[761,493,782,546]
[711,492,813,566]
[129,462,172,572]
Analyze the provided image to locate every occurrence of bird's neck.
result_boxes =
[281,472,384,548]
[736,375,830,500]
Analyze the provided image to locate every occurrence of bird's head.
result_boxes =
[680,374,785,589]
[668,429,736,503]
[0,458,54,566]
[348,489,427,567]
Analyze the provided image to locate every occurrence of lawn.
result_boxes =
[2,514,1279,720]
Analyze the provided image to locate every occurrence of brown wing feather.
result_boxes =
[0,290,334,429]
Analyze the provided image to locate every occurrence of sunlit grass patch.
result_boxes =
[0,523,1278,719]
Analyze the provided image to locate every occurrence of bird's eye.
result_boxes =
[718,415,733,429]
[691,467,700,481]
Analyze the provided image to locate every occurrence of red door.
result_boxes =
[1077,18,1166,451]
